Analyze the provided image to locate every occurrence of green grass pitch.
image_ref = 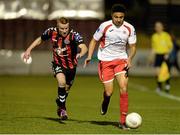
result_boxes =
[0,75,180,134]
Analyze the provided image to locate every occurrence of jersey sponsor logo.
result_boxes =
[100,39,126,52]
[56,47,68,56]
[106,39,126,47]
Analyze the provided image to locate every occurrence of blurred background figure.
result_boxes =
[169,31,180,73]
[150,21,173,93]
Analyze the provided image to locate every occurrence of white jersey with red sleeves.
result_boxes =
[93,20,137,61]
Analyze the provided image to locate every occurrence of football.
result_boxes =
[125,112,142,129]
[21,52,32,64]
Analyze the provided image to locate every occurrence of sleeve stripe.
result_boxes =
[123,24,131,36]
[100,24,112,48]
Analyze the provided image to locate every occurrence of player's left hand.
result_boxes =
[164,54,169,60]
[127,58,132,69]
[83,57,91,68]
[76,53,82,59]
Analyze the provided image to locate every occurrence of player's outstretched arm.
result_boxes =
[83,38,97,68]
[23,37,43,60]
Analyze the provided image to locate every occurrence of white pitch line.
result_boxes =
[156,91,180,102]
[129,82,180,102]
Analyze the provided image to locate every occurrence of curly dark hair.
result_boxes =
[111,4,126,14]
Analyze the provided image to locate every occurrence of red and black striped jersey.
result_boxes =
[41,27,84,69]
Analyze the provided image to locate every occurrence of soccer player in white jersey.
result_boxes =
[84,4,137,130]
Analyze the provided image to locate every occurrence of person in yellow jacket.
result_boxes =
[151,21,173,93]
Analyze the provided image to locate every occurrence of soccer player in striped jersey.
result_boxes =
[23,17,87,120]
[84,4,136,130]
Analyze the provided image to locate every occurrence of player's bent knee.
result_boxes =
[105,90,113,96]
[120,87,128,94]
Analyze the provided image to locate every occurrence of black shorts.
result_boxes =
[51,62,76,86]
[154,54,169,67]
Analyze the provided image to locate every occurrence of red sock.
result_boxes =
[120,92,128,124]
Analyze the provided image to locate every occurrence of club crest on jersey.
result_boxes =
[123,31,126,34]
[64,39,70,44]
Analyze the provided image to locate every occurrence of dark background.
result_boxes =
[1,0,180,50]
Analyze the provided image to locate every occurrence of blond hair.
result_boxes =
[57,17,69,24]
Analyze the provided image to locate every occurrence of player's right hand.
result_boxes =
[164,54,169,60]
[23,51,31,60]
[83,57,91,68]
